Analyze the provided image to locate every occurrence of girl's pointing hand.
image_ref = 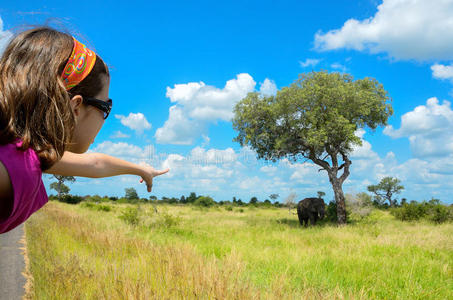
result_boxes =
[139,164,170,192]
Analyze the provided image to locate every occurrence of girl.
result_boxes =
[0,26,169,234]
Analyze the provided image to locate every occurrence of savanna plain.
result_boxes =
[24,201,453,299]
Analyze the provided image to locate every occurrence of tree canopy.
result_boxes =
[233,71,392,163]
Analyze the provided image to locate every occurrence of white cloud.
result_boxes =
[431,63,453,82]
[92,141,143,157]
[299,58,322,68]
[237,145,259,165]
[188,146,237,165]
[259,78,277,97]
[160,154,185,178]
[259,165,277,174]
[159,147,237,182]
[190,165,234,179]
[283,158,327,186]
[156,73,275,145]
[110,130,130,138]
[351,129,378,159]
[427,155,453,175]
[237,171,300,197]
[201,134,210,147]
[154,105,204,145]
[384,97,453,157]
[289,163,317,181]
[314,0,453,61]
[115,112,151,134]
[90,141,154,163]
[239,176,262,190]
[165,73,256,122]
[0,17,13,56]
[331,62,347,72]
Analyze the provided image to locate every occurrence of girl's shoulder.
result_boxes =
[0,138,41,167]
[0,139,43,187]
[0,139,48,234]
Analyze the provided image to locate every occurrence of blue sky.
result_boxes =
[1,0,453,204]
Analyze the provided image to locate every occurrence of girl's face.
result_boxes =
[68,75,110,153]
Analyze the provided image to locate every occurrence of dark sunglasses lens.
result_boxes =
[84,97,111,119]
[105,99,112,119]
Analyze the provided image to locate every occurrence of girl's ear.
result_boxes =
[69,95,83,116]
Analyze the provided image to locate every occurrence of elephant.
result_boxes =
[297,197,325,226]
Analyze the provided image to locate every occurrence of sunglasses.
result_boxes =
[83,97,112,119]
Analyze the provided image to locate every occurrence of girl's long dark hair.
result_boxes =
[0,26,109,171]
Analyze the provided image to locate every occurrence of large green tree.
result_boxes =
[232,71,393,224]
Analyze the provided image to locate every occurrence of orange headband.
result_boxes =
[61,37,97,90]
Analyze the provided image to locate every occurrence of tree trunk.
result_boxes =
[310,151,350,225]
[330,177,347,225]
[57,182,62,202]
[386,192,394,207]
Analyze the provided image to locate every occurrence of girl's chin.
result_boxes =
[66,143,90,154]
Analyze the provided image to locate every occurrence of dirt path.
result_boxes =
[0,223,27,300]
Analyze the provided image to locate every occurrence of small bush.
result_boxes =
[427,204,451,224]
[115,197,140,204]
[261,200,273,208]
[97,204,112,212]
[80,202,112,212]
[116,197,129,204]
[325,201,338,222]
[119,207,140,226]
[391,201,452,224]
[59,194,84,204]
[325,200,352,223]
[153,211,181,228]
[194,196,215,207]
[225,206,233,211]
[81,202,95,209]
[48,194,58,201]
[85,195,105,203]
[391,202,426,221]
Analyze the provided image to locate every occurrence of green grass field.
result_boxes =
[24,201,453,299]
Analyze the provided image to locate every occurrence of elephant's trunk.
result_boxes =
[319,209,325,219]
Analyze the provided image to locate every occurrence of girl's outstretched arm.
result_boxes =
[43,152,169,192]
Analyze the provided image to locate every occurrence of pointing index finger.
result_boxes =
[158,168,170,175]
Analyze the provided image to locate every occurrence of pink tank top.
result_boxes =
[0,139,48,234]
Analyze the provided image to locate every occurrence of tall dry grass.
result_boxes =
[24,201,453,299]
